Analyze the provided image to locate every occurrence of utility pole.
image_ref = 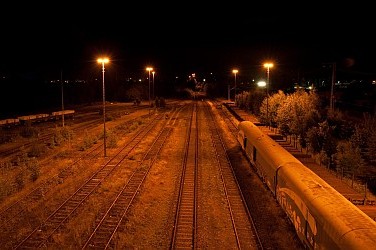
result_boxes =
[323,62,336,112]
[330,62,336,112]
[61,69,64,127]
[227,84,230,101]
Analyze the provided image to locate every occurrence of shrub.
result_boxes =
[27,158,40,182]
[15,172,25,190]
[79,130,97,151]
[19,125,39,138]
[0,177,12,202]
[28,142,46,157]
[107,131,118,148]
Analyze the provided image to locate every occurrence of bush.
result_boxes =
[19,125,39,138]
[51,126,74,147]
[15,172,25,190]
[0,177,12,202]
[27,158,40,182]
[0,130,17,144]
[28,142,46,157]
[79,130,97,151]
[61,126,74,140]
[13,147,28,167]
[107,131,117,148]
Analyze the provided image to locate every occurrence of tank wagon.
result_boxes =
[0,110,75,127]
[18,113,50,125]
[0,118,20,127]
[237,120,376,249]
[51,110,75,120]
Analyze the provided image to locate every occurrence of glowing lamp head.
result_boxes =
[257,81,266,87]
[97,58,109,64]
[263,63,273,69]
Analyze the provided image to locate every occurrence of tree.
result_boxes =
[335,141,364,184]
[274,90,320,148]
[268,90,287,127]
[307,120,338,169]
[361,114,376,165]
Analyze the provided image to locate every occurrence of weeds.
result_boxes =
[79,130,97,151]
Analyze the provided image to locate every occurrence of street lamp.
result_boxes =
[146,67,153,114]
[152,70,155,100]
[232,69,238,102]
[263,63,273,128]
[60,69,64,127]
[98,57,109,157]
[227,84,230,101]
[330,62,336,112]
[257,81,266,87]
[257,80,267,124]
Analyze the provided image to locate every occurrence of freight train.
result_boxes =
[237,120,376,249]
[0,110,75,127]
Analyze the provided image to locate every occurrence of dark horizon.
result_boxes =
[1,4,375,118]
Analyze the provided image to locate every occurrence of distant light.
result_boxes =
[97,58,109,64]
[232,69,238,74]
[263,63,274,68]
[257,81,266,87]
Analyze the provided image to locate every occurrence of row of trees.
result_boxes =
[236,89,376,193]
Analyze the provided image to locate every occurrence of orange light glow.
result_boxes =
[263,63,273,69]
[97,58,109,64]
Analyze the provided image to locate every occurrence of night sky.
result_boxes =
[1,3,374,116]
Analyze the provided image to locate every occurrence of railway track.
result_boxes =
[0,114,149,229]
[81,107,182,249]
[14,112,165,249]
[0,106,142,158]
[203,101,262,249]
[170,102,198,249]
[0,142,103,227]
[1,100,304,248]
[214,99,305,249]
[213,101,239,136]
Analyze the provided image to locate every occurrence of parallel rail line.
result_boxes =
[0,115,148,228]
[14,113,165,249]
[81,109,180,249]
[170,102,198,249]
[204,101,262,250]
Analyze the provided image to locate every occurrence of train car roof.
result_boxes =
[278,162,376,249]
[238,121,301,167]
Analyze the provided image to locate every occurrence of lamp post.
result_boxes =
[61,69,64,127]
[98,57,109,157]
[330,62,336,112]
[227,84,230,101]
[152,70,155,100]
[232,69,238,102]
[322,62,336,112]
[146,67,153,114]
[263,63,273,128]
[146,67,153,106]
[257,80,267,123]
